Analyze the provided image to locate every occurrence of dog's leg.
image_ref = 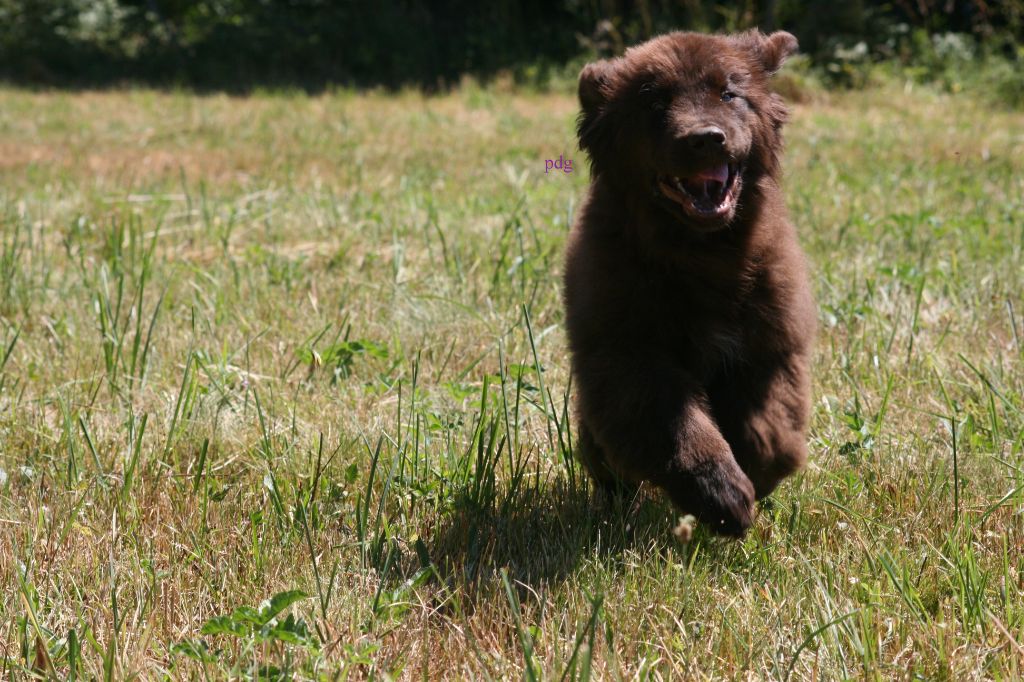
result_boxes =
[711,352,812,499]
[574,351,756,536]
[575,419,638,498]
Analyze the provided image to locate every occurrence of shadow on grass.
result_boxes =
[425,476,681,589]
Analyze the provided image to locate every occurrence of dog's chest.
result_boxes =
[643,269,759,373]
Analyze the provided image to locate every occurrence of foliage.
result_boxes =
[171,590,318,678]
[0,0,1020,93]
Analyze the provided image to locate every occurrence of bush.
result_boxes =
[0,0,1020,96]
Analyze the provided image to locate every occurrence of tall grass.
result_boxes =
[0,82,1021,678]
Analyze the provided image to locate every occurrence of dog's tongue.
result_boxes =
[693,163,729,185]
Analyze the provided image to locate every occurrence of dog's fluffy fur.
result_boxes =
[563,30,815,536]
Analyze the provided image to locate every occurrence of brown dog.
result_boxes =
[563,30,815,536]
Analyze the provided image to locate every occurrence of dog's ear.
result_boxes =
[736,30,799,75]
[578,60,617,115]
[762,31,799,74]
[577,59,620,157]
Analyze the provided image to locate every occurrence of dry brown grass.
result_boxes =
[0,82,1022,679]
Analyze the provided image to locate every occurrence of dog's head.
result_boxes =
[577,30,798,232]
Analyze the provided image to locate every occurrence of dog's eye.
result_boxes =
[639,83,668,111]
[721,91,738,102]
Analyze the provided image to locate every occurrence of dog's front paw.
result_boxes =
[664,459,756,537]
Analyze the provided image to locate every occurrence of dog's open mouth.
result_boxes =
[657,162,741,219]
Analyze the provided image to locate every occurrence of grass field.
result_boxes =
[0,81,1022,679]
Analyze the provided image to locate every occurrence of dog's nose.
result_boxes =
[685,127,726,150]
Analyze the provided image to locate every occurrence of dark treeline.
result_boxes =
[0,0,1021,91]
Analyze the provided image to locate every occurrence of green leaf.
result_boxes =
[258,590,309,624]
[263,613,317,649]
[200,615,247,638]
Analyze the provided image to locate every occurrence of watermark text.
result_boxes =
[545,154,573,174]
